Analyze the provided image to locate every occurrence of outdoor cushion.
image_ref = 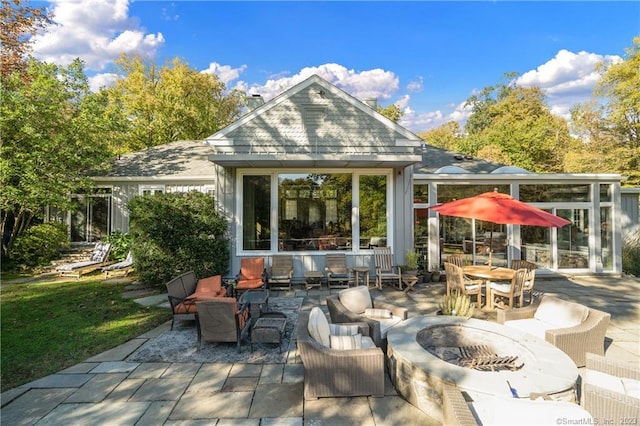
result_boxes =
[338,286,372,314]
[241,258,264,279]
[502,318,550,340]
[329,323,359,336]
[584,369,627,394]
[622,378,640,399]
[361,336,376,349]
[534,296,589,328]
[236,278,262,289]
[195,275,224,294]
[330,333,363,350]
[173,301,198,314]
[488,282,510,293]
[308,307,331,347]
[364,308,392,319]
[375,316,403,339]
[468,396,593,425]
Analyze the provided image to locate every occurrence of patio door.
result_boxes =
[70,190,112,243]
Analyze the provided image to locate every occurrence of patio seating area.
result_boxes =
[2,274,638,425]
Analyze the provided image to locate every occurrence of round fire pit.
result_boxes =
[386,316,579,421]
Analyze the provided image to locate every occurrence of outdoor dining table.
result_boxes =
[463,265,516,310]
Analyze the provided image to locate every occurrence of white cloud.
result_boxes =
[201,63,248,86]
[32,0,164,71]
[232,63,400,102]
[516,49,622,120]
[88,73,120,92]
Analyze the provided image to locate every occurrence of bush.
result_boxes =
[104,231,132,261]
[9,222,70,268]
[622,226,640,277]
[128,191,229,287]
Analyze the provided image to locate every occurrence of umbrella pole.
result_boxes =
[488,223,494,268]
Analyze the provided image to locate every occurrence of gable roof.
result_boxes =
[205,74,423,168]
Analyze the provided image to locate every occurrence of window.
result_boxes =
[243,175,271,250]
[139,185,164,196]
[359,175,387,248]
[278,173,352,251]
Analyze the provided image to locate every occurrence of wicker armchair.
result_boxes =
[497,294,611,367]
[582,353,640,421]
[326,286,408,347]
[296,310,384,399]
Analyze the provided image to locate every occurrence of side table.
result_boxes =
[352,266,370,287]
[401,273,419,292]
[304,271,324,290]
[239,289,270,323]
[251,312,287,352]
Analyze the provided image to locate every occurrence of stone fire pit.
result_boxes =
[386,316,579,421]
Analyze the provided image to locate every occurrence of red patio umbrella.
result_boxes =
[429,190,571,266]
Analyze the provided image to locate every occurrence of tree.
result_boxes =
[419,121,461,152]
[567,38,640,185]
[463,77,570,173]
[377,104,403,123]
[0,58,111,258]
[0,0,52,78]
[102,54,245,153]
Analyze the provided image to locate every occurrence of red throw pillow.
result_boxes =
[196,275,222,294]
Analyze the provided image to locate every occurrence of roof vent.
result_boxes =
[247,94,264,110]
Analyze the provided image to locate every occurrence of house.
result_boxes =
[67,74,629,277]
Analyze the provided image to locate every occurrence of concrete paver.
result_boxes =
[1,274,638,425]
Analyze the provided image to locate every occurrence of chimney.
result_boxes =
[363,98,378,109]
[247,94,264,110]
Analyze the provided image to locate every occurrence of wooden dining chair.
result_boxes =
[510,259,537,305]
[488,268,528,309]
[444,262,483,306]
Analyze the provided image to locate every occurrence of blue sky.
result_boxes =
[32,1,639,133]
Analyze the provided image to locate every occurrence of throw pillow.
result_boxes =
[329,323,359,336]
[534,296,589,328]
[196,275,222,294]
[364,308,392,318]
[330,333,363,350]
[308,307,331,347]
[338,286,372,314]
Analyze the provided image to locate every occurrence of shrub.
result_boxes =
[10,222,70,268]
[127,191,229,287]
[104,231,132,261]
[622,226,640,277]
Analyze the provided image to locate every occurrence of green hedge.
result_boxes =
[127,192,230,287]
[9,222,70,268]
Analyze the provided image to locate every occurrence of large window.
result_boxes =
[278,173,352,251]
[241,170,390,252]
[69,188,112,243]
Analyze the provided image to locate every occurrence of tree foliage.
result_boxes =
[0,0,52,78]
[102,54,245,153]
[568,38,640,185]
[0,58,111,257]
[377,103,403,123]
[127,192,230,287]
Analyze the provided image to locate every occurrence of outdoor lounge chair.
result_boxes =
[165,271,227,329]
[297,307,384,399]
[102,251,134,278]
[581,352,640,422]
[268,255,294,291]
[56,242,112,279]
[235,257,267,295]
[326,285,408,347]
[325,253,351,291]
[195,298,251,353]
[373,246,402,289]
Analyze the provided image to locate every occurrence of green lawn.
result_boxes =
[1,277,171,392]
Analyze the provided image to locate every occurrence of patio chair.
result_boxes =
[444,262,483,307]
[582,353,640,422]
[102,251,134,278]
[447,254,466,268]
[510,259,537,305]
[373,247,402,290]
[297,307,384,399]
[56,242,112,279]
[488,268,528,309]
[326,285,408,347]
[236,257,267,295]
[268,255,294,291]
[325,253,351,291]
[195,298,251,353]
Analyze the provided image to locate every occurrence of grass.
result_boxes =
[1,276,171,392]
